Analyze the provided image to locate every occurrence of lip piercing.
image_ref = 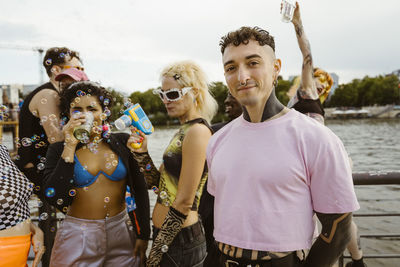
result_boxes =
[240,81,247,86]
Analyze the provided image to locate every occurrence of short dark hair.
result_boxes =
[43,47,81,76]
[59,81,113,122]
[219,26,275,54]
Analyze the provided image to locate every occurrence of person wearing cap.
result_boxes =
[55,67,89,93]
[16,47,85,267]
[17,47,86,197]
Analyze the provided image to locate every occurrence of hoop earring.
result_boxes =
[273,79,278,87]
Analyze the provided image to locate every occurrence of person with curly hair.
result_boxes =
[207,26,359,267]
[43,81,150,267]
[15,47,86,266]
[129,61,218,267]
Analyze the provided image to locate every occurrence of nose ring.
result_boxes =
[240,81,247,86]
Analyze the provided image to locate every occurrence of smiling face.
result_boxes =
[314,74,329,97]
[223,39,280,110]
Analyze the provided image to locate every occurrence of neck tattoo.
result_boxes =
[243,88,285,122]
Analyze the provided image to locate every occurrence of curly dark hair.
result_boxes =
[43,47,81,76]
[219,26,275,54]
[59,81,113,122]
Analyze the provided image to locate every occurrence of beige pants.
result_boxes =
[50,210,139,267]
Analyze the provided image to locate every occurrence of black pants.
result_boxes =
[23,167,57,267]
[218,250,303,267]
[153,221,207,267]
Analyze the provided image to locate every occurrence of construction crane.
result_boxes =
[0,44,46,84]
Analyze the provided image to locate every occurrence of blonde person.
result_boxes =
[129,61,218,267]
[286,3,366,267]
[0,144,45,267]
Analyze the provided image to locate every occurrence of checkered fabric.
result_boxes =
[0,145,32,230]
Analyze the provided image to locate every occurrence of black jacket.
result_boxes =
[43,133,150,240]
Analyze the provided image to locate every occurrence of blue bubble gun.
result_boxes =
[114,103,154,148]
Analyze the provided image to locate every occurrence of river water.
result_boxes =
[146,118,400,266]
[16,118,398,266]
[325,119,400,266]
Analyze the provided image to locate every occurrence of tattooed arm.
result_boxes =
[304,212,352,267]
[291,2,319,100]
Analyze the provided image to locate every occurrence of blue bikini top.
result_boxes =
[73,154,127,188]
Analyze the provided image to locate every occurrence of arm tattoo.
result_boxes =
[302,54,313,70]
[295,24,303,37]
[304,212,352,267]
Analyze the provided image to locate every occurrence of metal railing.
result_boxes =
[338,171,400,267]
[27,171,400,265]
[0,120,19,142]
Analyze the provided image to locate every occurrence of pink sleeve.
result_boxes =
[309,134,359,213]
[206,142,216,196]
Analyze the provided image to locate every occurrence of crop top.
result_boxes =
[73,155,127,187]
[135,118,211,211]
[0,145,33,230]
[43,133,151,240]
[290,90,325,116]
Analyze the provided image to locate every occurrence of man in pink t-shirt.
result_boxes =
[206,26,359,267]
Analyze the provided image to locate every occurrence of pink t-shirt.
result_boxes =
[207,109,359,252]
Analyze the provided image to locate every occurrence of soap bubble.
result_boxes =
[45,187,55,197]
[69,189,76,197]
[39,213,48,221]
[37,163,45,171]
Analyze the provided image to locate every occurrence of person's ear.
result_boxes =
[274,59,281,78]
[51,65,62,76]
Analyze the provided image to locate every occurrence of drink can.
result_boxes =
[281,0,296,23]
[73,112,94,142]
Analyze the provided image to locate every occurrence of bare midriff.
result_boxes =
[0,219,31,237]
[68,176,126,219]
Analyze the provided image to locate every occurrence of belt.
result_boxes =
[219,250,299,267]
[153,220,204,245]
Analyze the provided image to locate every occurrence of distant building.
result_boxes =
[390,69,400,79]
[22,84,38,96]
[0,84,39,105]
[0,84,21,105]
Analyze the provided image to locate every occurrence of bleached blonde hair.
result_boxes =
[160,60,218,123]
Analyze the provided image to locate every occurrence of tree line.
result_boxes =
[96,74,400,126]
[325,75,399,108]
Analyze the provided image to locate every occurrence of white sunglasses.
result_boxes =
[153,87,192,102]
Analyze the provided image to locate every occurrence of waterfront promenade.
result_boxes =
[2,119,399,266]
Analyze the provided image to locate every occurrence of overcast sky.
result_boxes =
[1,0,399,94]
